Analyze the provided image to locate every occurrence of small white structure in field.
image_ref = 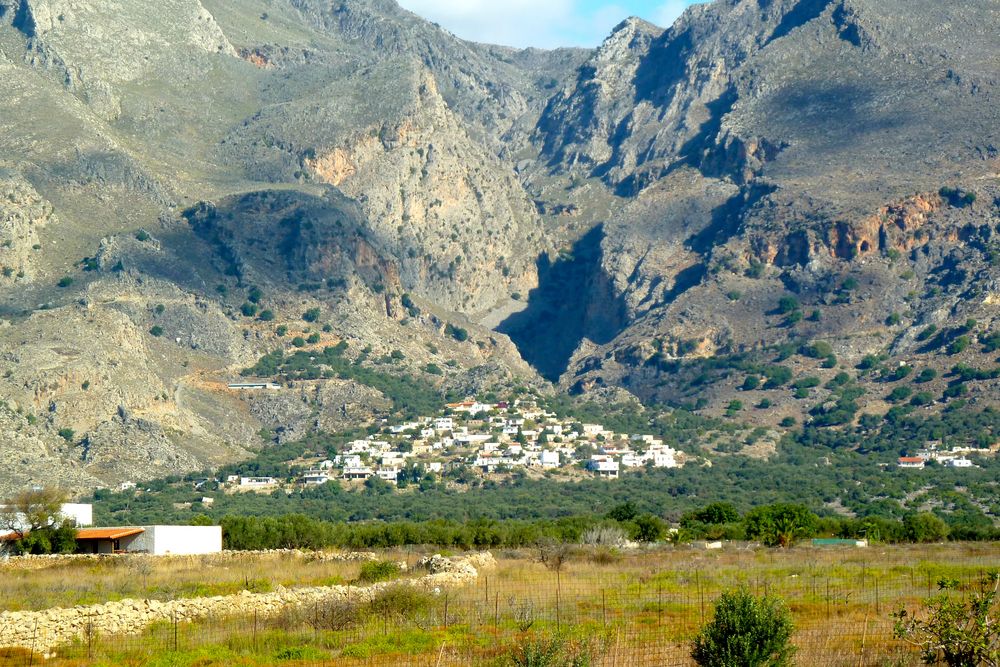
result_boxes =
[947,458,974,468]
[239,476,278,488]
[76,525,222,555]
[540,450,560,468]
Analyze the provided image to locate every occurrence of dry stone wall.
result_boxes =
[0,552,495,655]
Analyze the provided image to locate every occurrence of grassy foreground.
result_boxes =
[4,542,999,666]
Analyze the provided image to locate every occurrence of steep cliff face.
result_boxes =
[0,172,52,284]
[521,0,1000,414]
[303,72,541,315]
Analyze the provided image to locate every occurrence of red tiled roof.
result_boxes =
[898,457,924,463]
[75,527,145,540]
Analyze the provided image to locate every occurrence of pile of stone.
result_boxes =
[0,552,493,655]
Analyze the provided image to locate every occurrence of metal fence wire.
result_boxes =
[1,549,997,666]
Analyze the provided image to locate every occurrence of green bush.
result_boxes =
[57,276,74,288]
[258,309,275,322]
[903,513,949,543]
[302,307,321,322]
[57,428,75,442]
[357,560,402,584]
[291,336,306,347]
[446,323,469,342]
[149,325,164,337]
[893,573,999,667]
[692,588,795,667]
[887,386,913,403]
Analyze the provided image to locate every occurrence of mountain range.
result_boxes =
[0,0,998,493]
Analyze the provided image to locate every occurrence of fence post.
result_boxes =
[494,592,499,633]
[443,592,449,631]
[28,620,37,667]
[555,569,561,634]
[253,609,258,653]
[657,584,663,627]
[602,589,607,629]
[172,612,178,653]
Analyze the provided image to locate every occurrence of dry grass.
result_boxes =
[4,542,999,665]
[0,550,424,611]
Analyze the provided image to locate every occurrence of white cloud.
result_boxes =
[651,0,689,28]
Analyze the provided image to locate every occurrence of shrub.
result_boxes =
[893,573,999,667]
[887,386,913,403]
[507,636,595,667]
[916,325,938,342]
[258,309,275,322]
[135,229,150,242]
[291,336,306,347]
[424,363,443,375]
[307,333,321,344]
[778,417,796,428]
[446,323,469,342]
[903,513,949,543]
[149,325,164,337]
[240,302,258,317]
[948,336,971,355]
[581,524,627,547]
[742,376,761,391]
[57,276,74,288]
[800,342,832,359]
[743,504,818,547]
[692,588,795,667]
[915,368,937,383]
[247,286,263,303]
[57,428,75,442]
[302,307,321,322]
[356,560,402,584]
[275,325,287,337]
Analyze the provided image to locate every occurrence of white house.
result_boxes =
[947,458,974,468]
[540,450,560,469]
[343,466,373,480]
[239,476,278,488]
[76,525,222,555]
[588,457,620,479]
[897,457,925,469]
[300,470,331,485]
[376,468,399,484]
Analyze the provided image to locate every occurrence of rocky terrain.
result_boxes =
[0,0,998,494]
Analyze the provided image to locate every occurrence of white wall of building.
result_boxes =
[62,503,93,527]
[127,526,222,555]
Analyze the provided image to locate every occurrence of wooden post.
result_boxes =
[28,620,37,667]
[494,592,499,633]
[556,569,561,633]
[602,590,607,629]
[658,584,663,626]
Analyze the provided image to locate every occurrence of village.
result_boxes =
[228,397,687,492]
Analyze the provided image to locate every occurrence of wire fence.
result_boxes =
[4,555,986,666]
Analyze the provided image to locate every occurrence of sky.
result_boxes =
[395,0,703,49]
